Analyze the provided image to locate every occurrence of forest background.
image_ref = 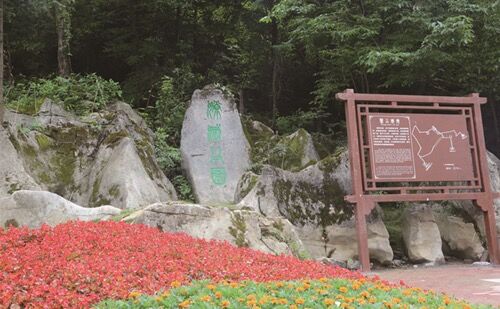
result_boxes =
[2,0,499,176]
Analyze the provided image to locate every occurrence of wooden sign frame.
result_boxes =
[336,89,500,272]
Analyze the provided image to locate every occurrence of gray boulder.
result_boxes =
[278,129,320,171]
[181,86,251,205]
[434,210,484,260]
[128,202,307,257]
[0,190,120,228]
[86,137,176,209]
[402,204,444,263]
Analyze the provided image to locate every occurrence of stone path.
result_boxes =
[372,264,500,306]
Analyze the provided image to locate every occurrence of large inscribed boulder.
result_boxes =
[181,86,251,204]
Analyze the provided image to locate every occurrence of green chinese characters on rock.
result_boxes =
[207,124,222,142]
[207,99,227,186]
[210,167,227,186]
[207,100,222,120]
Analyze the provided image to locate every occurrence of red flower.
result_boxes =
[0,221,363,308]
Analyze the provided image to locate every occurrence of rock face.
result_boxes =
[181,86,251,204]
[129,202,307,257]
[434,210,484,260]
[0,130,40,197]
[2,101,177,210]
[402,204,444,263]
[237,150,393,263]
[0,190,120,228]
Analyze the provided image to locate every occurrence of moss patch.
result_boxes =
[228,212,249,247]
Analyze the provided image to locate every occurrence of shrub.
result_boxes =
[6,73,122,115]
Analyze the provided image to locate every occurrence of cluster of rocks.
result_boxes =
[1,85,500,268]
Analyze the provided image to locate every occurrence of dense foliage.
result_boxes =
[97,279,486,309]
[5,73,121,115]
[0,221,360,308]
[4,0,500,155]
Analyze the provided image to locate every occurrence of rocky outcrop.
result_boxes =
[0,190,120,228]
[181,86,251,205]
[2,100,177,210]
[402,204,444,263]
[128,202,307,257]
[237,150,393,264]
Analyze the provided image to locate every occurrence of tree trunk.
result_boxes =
[0,0,4,127]
[271,18,280,130]
[55,4,72,77]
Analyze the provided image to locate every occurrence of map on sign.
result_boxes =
[411,125,468,171]
[368,113,474,182]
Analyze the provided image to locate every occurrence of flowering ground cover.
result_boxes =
[96,278,488,309]
[0,221,488,308]
[0,221,359,308]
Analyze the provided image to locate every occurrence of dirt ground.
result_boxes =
[371,264,500,307]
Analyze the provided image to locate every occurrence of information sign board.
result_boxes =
[335,89,500,272]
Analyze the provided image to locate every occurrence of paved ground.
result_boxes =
[372,264,500,307]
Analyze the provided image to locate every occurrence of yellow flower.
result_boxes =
[259,296,270,305]
[319,277,328,283]
[206,284,216,291]
[221,300,230,308]
[392,297,401,304]
[324,298,335,306]
[295,298,305,304]
[402,289,412,296]
[351,282,361,290]
[171,281,181,288]
[360,291,369,298]
[368,297,376,304]
[339,286,348,293]
[230,282,239,288]
[200,295,211,302]
[290,305,298,309]
[418,296,426,303]
[278,298,288,305]
[178,300,190,308]
[276,282,285,287]
[247,294,257,301]
[215,292,222,299]
[128,291,141,299]
[247,299,257,306]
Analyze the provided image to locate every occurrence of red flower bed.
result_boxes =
[0,221,362,308]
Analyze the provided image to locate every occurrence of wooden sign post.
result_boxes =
[336,89,500,272]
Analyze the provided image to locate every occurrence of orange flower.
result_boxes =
[178,300,190,308]
[221,300,230,308]
[339,286,348,293]
[215,292,222,299]
[206,284,216,291]
[171,281,181,288]
[295,298,305,304]
[200,295,211,302]
[324,298,335,306]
